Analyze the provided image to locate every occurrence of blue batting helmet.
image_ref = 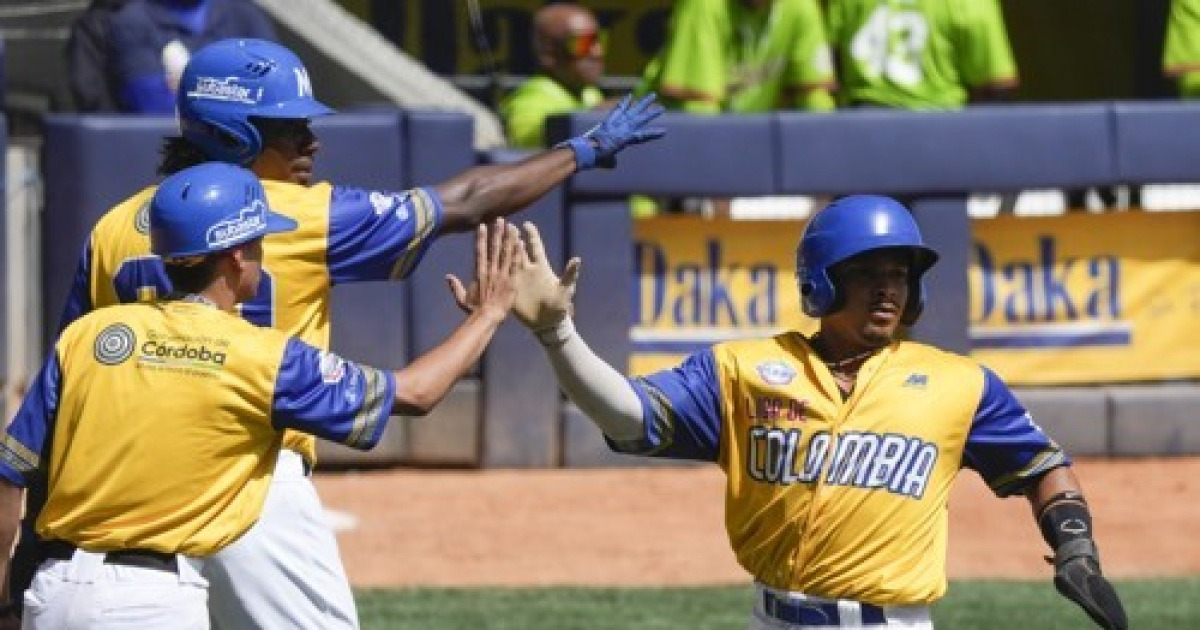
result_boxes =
[796,195,939,325]
[177,38,335,165]
[151,163,298,259]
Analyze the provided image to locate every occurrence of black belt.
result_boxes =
[41,540,178,574]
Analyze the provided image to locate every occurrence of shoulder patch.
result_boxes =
[317,351,348,384]
[134,204,151,234]
[756,360,797,385]
[94,323,137,365]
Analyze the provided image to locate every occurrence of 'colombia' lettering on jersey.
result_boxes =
[615,333,1066,605]
[59,179,442,462]
[0,302,396,556]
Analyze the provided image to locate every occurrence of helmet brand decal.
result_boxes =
[756,360,797,385]
[188,75,262,105]
[207,200,267,249]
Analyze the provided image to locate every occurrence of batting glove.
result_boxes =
[1051,539,1128,630]
[558,93,666,171]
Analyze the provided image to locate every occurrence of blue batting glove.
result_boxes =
[558,93,666,170]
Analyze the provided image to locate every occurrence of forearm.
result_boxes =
[0,482,23,606]
[391,311,503,415]
[435,149,577,233]
[537,319,644,441]
[1027,465,1094,552]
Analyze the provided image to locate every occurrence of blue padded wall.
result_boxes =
[399,112,478,362]
[1113,102,1200,183]
[41,115,175,347]
[547,112,777,197]
[313,113,413,370]
[777,105,1115,194]
[0,116,7,388]
[908,198,971,354]
[479,150,567,467]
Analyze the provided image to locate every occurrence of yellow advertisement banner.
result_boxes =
[632,212,1200,385]
[969,211,1200,385]
[631,216,815,375]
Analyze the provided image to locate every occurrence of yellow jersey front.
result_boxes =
[616,333,1067,605]
[0,301,395,556]
[60,180,441,462]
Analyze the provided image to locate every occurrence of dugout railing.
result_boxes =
[11,103,1200,468]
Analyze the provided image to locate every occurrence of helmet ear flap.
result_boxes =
[181,114,263,165]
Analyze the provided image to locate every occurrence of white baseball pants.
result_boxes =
[203,448,359,629]
[21,549,207,629]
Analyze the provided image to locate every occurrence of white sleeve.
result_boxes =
[535,318,645,442]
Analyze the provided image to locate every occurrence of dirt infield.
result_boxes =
[314,457,1200,588]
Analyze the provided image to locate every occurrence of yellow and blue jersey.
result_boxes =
[0,301,394,556]
[614,333,1067,605]
[58,180,441,462]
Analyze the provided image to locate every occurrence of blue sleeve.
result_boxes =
[0,354,62,487]
[57,241,94,335]
[272,338,396,450]
[963,366,1071,496]
[608,349,724,462]
[326,186,444,284]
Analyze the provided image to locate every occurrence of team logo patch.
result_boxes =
[94,323,136,365]
[756,360,797,385]
[186,75,263,105]
[368,191,410,221]
[206,200,267,250]
[903,373,929,389]
[134,204,150,234]
[318,351,348,384]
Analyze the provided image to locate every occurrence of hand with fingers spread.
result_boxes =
[447,218,523,323]
[513,222,581,338]
[558,92,667,170]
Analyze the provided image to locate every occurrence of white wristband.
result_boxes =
[534,318,576,348]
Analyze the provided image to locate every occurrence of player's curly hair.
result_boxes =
[158,136,210,176]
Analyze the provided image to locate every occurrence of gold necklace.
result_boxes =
[821,348,877,371]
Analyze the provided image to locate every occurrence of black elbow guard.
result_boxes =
[1038,495,1093,549]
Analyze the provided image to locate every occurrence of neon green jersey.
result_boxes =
[643,0,836,113]
[1164,0,1200,97]
[500,75,604,148]
[826,0,1017,109]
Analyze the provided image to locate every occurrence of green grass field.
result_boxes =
[356,578,1199,629]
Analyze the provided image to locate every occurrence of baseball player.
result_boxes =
[825,0,1018,109]
[21,39,664,628]
[1164,0,1200,98]
[0,163,521,629]
[508,196,1128,629]
[640,0,837,113]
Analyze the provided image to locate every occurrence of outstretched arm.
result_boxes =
[1027,467,1128,630]
[391,220,521,415]
[434,94,666,234]
[509,222,644,441]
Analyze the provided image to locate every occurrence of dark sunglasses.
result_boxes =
[560,30,607,58]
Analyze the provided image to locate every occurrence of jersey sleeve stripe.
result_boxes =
[987,447,1068,496]
[609,378,678,455]
[388,188,438,280]
[0,435,38,475]
[344,366,389,449]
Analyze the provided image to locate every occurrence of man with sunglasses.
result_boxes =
[23,38,664,629]
[501,3,610,148]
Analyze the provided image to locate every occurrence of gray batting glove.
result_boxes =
[513,222,580,341]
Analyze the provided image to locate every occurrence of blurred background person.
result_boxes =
[825,0,1018,109]
[501,2,608,149]
[640,0,837,114]
[1164,0,1200,98]
[67,0,276,113]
